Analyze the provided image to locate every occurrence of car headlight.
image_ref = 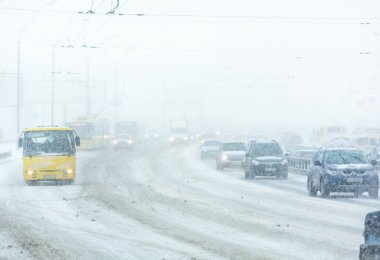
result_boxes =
[113,140,118,144]
[169,137,174,142]
[183,137,188,141]
[281,159,288,165]
[252,159,260,166]
[222,154,228,161]
[326,169,340,175]
[366,169,377,176]
[128,140,133,144]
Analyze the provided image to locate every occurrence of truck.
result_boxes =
[168,120,189,145]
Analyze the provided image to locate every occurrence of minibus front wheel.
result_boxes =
[25,181,37,186]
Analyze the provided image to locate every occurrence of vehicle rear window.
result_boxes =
[204,141,221,146]
[252,143,283,157]
[222,143,246,151]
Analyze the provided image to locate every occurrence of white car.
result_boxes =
[200,140,221,159]
[216,142,246,170]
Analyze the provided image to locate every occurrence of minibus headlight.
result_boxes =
[64,169,73,174]
[26,169,36,175]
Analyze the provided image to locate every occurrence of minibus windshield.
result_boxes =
[24,131,75,156]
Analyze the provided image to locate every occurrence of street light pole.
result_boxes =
[16,39,21,134]
[86,57,91,115]
[51,46,55,125]
[114,69,118,124]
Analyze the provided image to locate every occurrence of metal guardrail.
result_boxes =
[0,150,12,161]
[287,156,312,175]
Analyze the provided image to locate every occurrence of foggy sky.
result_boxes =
[0,0,380,138]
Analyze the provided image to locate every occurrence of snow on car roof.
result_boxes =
[324,147,360,151]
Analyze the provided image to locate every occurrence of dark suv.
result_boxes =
[244,140,288,179]
[307,148,378,198]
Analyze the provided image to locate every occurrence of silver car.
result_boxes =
[216,142,246,170]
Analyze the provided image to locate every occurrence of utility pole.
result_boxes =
[63,104,67,124]
[114,69,118,124]
[161,76,167,134]
[16,39,21,134]
[51,46,55,125]
[15,7,42,135]
[86,58,91,115]
[103,79,107,105]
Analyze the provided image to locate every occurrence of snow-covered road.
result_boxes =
[0,144,378,259]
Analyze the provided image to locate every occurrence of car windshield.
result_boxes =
[23,131,75,156]
[204,141,220,146]
[252,143,283,157]
[222,143,245,151]
[324,150,369,165]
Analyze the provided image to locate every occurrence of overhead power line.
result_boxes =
[106,0,120,15]
[1,6,380,21]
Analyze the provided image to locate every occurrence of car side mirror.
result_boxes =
[18,138,23,148]
[314,160,322,166]
[75,136,81,146]
[284,152,289,157]
[371,160,377,166]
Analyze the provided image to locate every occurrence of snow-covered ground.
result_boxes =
[0,144,377,259]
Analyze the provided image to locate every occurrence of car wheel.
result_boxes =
[26,181,36,186]
[249,170,256,179]
[359,248,364,260]
[282,173,288,179]
[320,178,330,198]
[244,169,250,179]
[353,191,360,198]
[219,164,224,171]
[307,177,317,197]
[369,186,379,199]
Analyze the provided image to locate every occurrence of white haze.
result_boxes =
[0,0,380,138]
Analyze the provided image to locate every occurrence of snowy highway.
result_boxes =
[0,143,378,260]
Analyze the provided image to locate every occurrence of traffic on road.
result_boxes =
[1,0,380,259]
